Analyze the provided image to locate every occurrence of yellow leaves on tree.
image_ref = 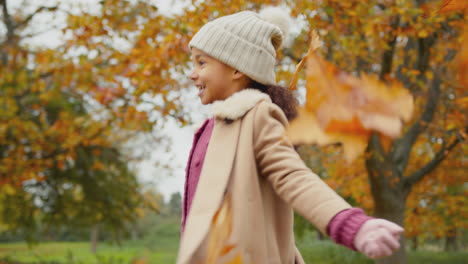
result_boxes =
[287,31,414,162]
[458,23,468,95]
[437,0,468,129]
[438,0,468,14]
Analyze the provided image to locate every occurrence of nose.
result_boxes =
[189,69,198,81]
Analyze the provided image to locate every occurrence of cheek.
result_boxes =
[200,69,218,84]
[198,68,210,82]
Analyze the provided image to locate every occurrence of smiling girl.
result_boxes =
[177,7,404,264]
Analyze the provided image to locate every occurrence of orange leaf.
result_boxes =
[326,116,370,135]
[289,58,305,91]
[459,23,468,88]
[287,108,334,146]
[438,0,468,14]
[225,254,243,264]
[287,109,369,162]
[287,31,414,162]
[205,195,243,263]
[289,30,322,91]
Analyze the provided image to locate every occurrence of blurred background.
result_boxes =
[0,0,466,263]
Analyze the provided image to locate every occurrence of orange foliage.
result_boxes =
[287,31,414,162]
[438,0,468,14]
[288,0,466,245]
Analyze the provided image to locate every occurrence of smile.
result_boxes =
[197,85,206,97]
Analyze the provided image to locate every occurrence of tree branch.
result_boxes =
[395,37,417,88]
[416,36,433,73]
[379,15,400,80]
[404,127,467,187]
[0,0,14,42]
[16,6,58,29]
[390,30,438,174]
[392,71,441,177]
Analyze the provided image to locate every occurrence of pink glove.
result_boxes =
[354,219,404,259]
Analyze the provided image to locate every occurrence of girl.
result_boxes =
[178,7,403,264]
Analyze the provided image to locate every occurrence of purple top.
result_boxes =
[181,118,372,250]
[181,118,214,231]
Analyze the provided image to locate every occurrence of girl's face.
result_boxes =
[190,48,245,105]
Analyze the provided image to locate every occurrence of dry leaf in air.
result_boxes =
[205,195,243,264]
[287,32,414,162]
[290,30,322,91]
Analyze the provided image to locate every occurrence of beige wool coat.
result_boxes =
[177,89,351,264]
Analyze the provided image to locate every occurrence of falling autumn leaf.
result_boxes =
[205,195,243,264]
[290,30,322,91]
[287,31,414,162]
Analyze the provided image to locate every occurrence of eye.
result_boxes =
[198,60,206,66]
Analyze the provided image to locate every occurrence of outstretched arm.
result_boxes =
[253,102,351,234]
[328,208,404,259]
[253,101,403,259]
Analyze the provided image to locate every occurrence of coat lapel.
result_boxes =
[177,89,271,263]
[177,118,241,264]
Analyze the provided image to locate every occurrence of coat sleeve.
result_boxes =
[253,101,351,235]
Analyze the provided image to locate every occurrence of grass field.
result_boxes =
[297,238,468,264]
[0,216,180,264]
[0,240,176,264]
[1,240,467,264]
[1,224,466,264]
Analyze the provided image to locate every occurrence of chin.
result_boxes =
[200,97,212,105]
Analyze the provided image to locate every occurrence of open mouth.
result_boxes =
[197,85,206,97]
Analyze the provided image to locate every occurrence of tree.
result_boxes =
[2,0,465,262]
[405,143,467,251]
[167,192,182,216]
[285,1,466,263]
[0,0,145,245]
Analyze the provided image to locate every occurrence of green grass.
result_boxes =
[0,240,177,264]
[409,250,468,264]
[297,232,372,264]
[297,231,468,264]
[1,225,466,264]
[0,216,180,264]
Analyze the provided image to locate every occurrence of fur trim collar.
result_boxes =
[211,89,271,120]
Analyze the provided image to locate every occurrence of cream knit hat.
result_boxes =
[189,7,291,85]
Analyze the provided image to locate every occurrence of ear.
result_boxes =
[232,70,246,80]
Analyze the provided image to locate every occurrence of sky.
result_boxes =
[6,0,205,202]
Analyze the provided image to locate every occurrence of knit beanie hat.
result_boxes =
[189,7,291,85]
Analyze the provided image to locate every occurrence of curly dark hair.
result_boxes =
[249,81,298,121]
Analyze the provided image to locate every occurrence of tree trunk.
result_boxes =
[366,143,409,264]
[372,187,407,264]
[445,228,457,252]
[411,236,418,251]
[90,225,99,254]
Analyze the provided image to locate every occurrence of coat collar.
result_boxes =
[211,89,271,120]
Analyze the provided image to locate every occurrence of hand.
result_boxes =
[354,219,404,259]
